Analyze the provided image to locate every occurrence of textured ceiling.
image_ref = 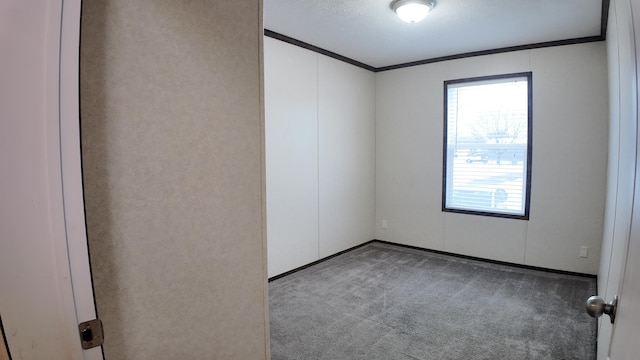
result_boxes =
[264,0,606,69]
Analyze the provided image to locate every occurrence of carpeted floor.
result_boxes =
[269,242,597,360]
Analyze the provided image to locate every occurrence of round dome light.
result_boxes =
[391,0,435,23]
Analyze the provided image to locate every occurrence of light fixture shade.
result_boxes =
[392,0,435,23]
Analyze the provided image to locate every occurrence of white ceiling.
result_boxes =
[263,0,606,69]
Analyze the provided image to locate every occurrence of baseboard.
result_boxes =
[268,239,597,282]
[372,239,597,279]
[268,240,376,282]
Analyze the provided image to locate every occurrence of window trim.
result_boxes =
[441,72,533,220]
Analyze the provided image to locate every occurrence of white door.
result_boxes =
[609,186,640,353]
[607,0,640,357]
[0,1,102,359]
[597,0,640,358]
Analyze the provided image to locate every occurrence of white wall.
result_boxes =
[265,37,376,277]
[318,55,376,257]
[376,43,609,274]
[265,38,320,276]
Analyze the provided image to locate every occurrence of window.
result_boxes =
[443,73,532,219]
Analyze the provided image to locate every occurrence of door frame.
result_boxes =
[0,1,102,359]
[60,1,104,358]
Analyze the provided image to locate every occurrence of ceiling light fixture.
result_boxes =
[391,0,435,23]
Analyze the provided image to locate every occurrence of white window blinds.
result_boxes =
[443,73,531,219]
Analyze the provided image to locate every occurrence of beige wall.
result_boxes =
[80,1,269,359]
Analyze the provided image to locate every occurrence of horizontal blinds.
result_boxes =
[445,76,529,216]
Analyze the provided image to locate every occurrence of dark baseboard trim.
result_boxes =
[268,240,377,282]
[269,239,597,281]
[373,239,597,279]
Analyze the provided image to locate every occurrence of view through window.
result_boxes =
[443,73,532,219]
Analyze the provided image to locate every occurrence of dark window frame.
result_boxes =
[442,72,533,220]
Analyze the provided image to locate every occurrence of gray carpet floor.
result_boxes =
[269,242,597,360]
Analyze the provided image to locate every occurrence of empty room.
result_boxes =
[264,0,638,359]
[3,1,640,360]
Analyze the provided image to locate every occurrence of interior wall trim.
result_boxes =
[376,36,604,72]
[264,30,376,72]
[264,0,610,73]
[373,240,597,279]
[268,240,375,282]
[268,239,598,282]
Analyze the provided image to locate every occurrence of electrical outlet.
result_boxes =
[382,219,388,230]
[580,246,588,258]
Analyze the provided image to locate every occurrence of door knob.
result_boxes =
[586,295,618,324]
